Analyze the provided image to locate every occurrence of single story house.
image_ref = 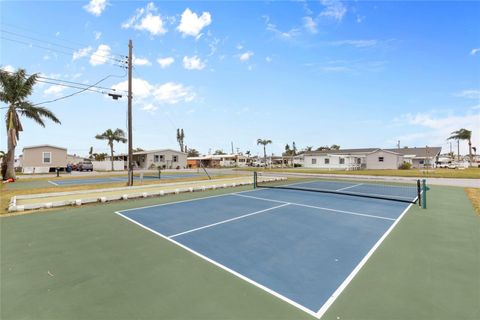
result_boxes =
[131,149,187,170]
[303,147,442,170]
[187,154,251,168]
[22,144,68,173]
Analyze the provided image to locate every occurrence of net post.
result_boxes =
[253,171,257,189]
[417,179,421,207]
[422,179,427,209]
[158,166,162,180]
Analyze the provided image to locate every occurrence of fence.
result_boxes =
[91,161,125,171]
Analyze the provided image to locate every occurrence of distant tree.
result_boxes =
[292,142,297,155]
[316,146,330,151]
[133,147,144,152]
[176,128,185,152]
[213,149,226,155]
[88,146,94,160]
[0,68,61,179]
[448,129,473,163]
[245,150,251,157]
[187,148,200,157]
[330,144,340,150]
[257,139,272,164]
[305,146,313,152]
[95,128,127,171]
[93,153,107,161]
[473,146,477,155]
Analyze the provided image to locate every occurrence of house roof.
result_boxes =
[132,149,187,156]
[304,147,442,158]
[23,144,67,151]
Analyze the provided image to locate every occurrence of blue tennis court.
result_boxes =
[116,180,416,318]
[48,173,206,186]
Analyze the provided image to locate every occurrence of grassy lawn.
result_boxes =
[0,183,478,319]
[0,174,239,215]
[237,167,480,179]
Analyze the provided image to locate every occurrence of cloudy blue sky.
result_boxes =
[1,0,479,157]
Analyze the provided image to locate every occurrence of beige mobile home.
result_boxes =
[132,149,187,169]
[22,145,67,173]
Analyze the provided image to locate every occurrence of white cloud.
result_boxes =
[73,46,92,61]
[112,78,153,99]
[183,56,206,70]
[1,65,15,73]
[0,65,14,73]
[122,2,167,36]
[320,0,347,21]
[236,44,244,50]
[83,0,108,16]
[177,8,212,37]
[44,85,66,96]
[133,56,152,66]
[470,48,480,56]
[397,111,480,154]
[153,82,195,104]
[157,57,175,68]
[93,31,102,40]
[111,78,196,107]
[142,103,158,113]
[456,89,480,99]
[302,16,317,34]
[265,56,272,63]
[264,16,300,40]
[321,66,351,72]
[239,51,254,62]
[89,44,111,66]
[331,40,378,48]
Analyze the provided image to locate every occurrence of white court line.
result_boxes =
[315,203,413,318]
[335,183,363,191]
[234,193,396,221]
[47,180,59,186]
[169,203,290,238]
[115,210,320,318]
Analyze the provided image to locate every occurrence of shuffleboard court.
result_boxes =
[48,173,208,186]
[116,180,415,318]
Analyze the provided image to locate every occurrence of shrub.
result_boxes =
[398,162,412,170]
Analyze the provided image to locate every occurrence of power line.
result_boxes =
[0,21,127,58]
[1,29,126,63]
[0,36,127,68]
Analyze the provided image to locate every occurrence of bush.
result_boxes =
[398,162,412,170]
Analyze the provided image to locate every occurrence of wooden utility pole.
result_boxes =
[127,40,133,186]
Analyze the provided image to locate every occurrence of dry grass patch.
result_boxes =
[465,188,480,215]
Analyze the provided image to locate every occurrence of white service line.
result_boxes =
[47,180,59,186]
[335,183,363,191]
[234,193,395,221]
[169,203,290,238]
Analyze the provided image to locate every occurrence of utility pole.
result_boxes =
[457,140,460,161]
[231,141,234,154]
[397,140,400,149]
[127,39,133,186]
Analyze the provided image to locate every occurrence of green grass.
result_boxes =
[238,167,480,179]
[1,184,478,319]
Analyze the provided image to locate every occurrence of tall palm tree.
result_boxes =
[257,138,272,165]
[448,129,473,164]
[95,129,127,171]
[0,69,61,180]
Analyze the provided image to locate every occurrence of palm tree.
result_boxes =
[95,129,127,171]
[448,129,473,164]
[257,139,272,165]
[0,68,61,180]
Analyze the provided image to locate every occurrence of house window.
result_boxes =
[42,152,51,164]
[419,160,424,165]
[173,155,178,162]
[324,158,330,164]
[378,157,384,162]
[154,155,159,162]
[339,158,345,165]
[311,158,317,164]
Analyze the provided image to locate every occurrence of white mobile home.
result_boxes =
[132,149,187,169]
[303,147,441,170]
[22,145,68,173]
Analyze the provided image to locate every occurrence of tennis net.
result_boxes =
[254,172,422,204]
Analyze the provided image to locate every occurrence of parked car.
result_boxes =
[77,161,93,171]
